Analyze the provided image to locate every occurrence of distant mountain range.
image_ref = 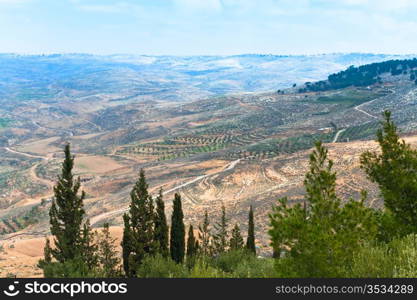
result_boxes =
[1,53,416,102]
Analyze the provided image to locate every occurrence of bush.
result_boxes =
[347,243,394,277]
[189,258,228,278]
[391,234,417,277]
[231,257,275,278]
[136,254,188,278]
[41,258,100,278]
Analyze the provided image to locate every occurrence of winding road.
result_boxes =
[89,158,242,226]
[332,128,346,143]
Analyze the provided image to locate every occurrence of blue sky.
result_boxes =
[1,0,417,55]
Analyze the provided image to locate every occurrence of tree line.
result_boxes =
[38,149,256,277]
[38,110,417,277]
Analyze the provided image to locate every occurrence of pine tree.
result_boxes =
[122,169,155,276]
[154,188,169,257]
[48,144,87,263]
[213,205,228,254]
[229,223,244,251]
[269,141,377,277]
[97,223,121,277]
[361,110,417,230]
[246,205,256,255]
[170,193,185,263]
[80,220,98,269]
[186,225,198,259]
[198,210,212,257]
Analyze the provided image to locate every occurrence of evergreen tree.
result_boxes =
[361,110,417,230]
[121,214,132,276]
[186,225,198,259]
[198,210,212,257]
[122,169,155,277]
[246,205,256,255]
[97,223,121,277]
[213,205,228,254]
[269,141,377,277]
[48,144,87,263]
[80,220,98,269]
[229,223,244,251]
[38,238,52,271]
[154,188,169,257]
[39,144,99,277]
[170,193,185,263]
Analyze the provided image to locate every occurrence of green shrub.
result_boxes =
[392,234,417,277]
[189,259,227,278]
[347,243,394,278]
[136,254,188,278]
[231,257,275,278]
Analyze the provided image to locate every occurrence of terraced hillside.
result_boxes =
[2,57,417,276]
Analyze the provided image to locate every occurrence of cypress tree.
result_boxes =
[186,225,197,259]
[229,223,244,251]
[170,193,185,263]
[39,144,97,276]
[121,214,132,276]
[154,188,169,257]
[213,205,228,254]
[246,205,256,255]
[122,169,155,276]
[198,210,212,257]
[48,144,88,262]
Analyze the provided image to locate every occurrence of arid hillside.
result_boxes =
[4,134,417,277]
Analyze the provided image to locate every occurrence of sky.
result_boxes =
[1,0,417,55]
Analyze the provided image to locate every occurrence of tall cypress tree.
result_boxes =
[122,169,155,277]
[121,214,132,276]
[186,225,198,258]
[48,144,88,262]
[154,188,169,257]
[213,205,228,254]
[170,193,185,263]
[246,205,256,255]
[229,223,244,251]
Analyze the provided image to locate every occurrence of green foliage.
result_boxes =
[361,111,417,231]
[96,223,121,277]
[345,234,417,278]
[213,205,228,254]
[122,169,156,276]
[40,144,98,277]
[246,205,256,255]
[189,258,228,278]
[229,223,244,251]
[302,58,417,92]
[186,225,198,268]
[136,254,188,278]
[269,141,377,277]
[170,193,185,263]
[40,257,100,278]
[154,188,169,257]
[198,210,212,257]
[48,144,87,263]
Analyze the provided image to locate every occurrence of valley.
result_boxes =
[2,54,417,276]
